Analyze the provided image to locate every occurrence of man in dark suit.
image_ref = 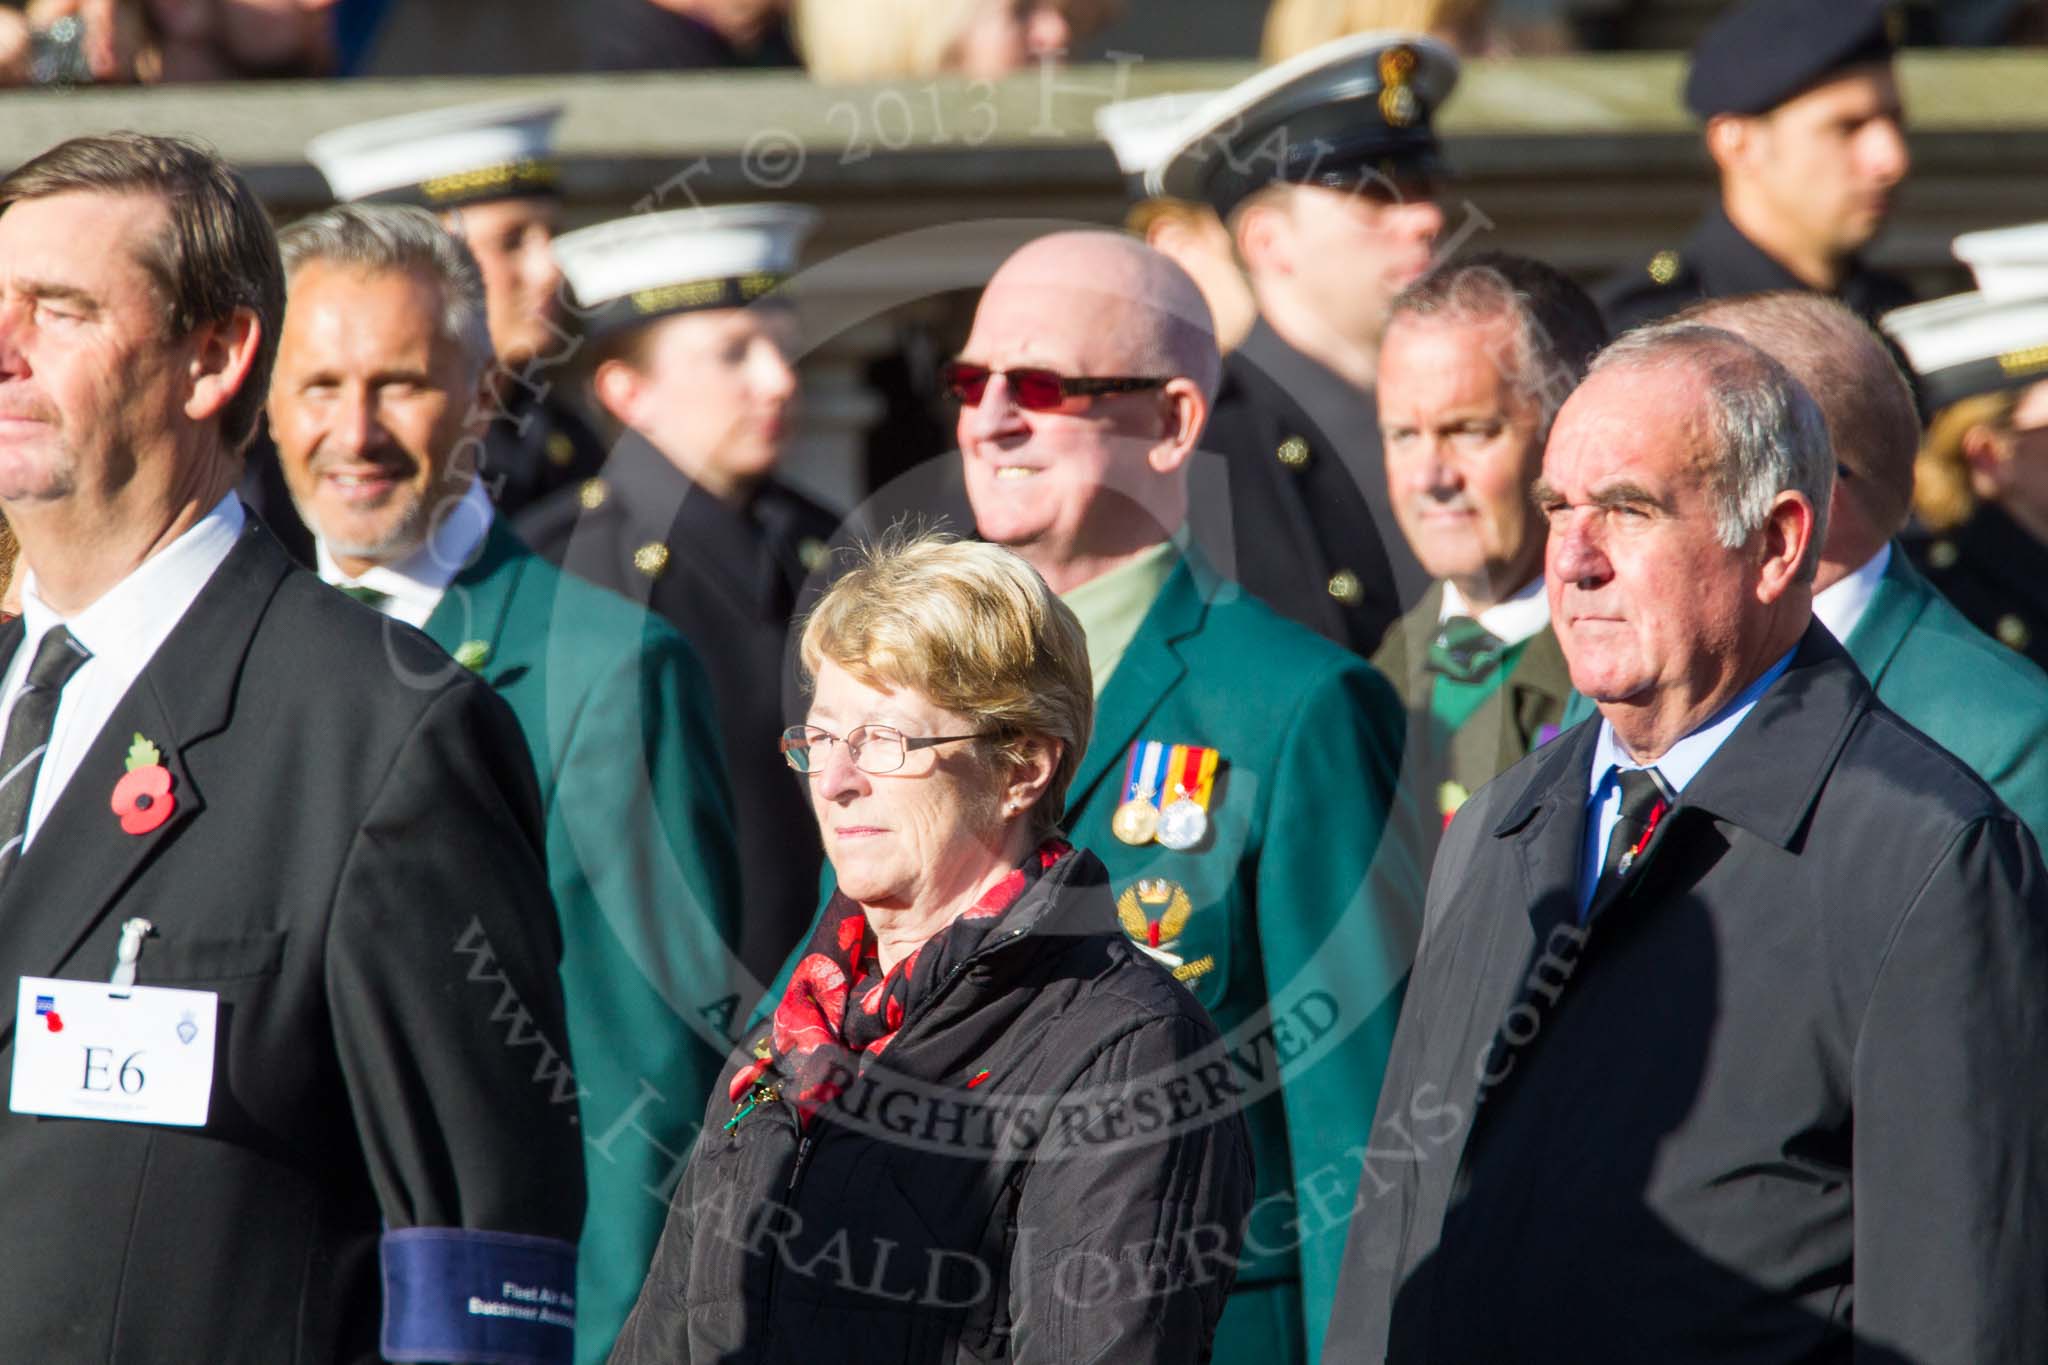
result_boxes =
[1328,320,2048,1362]
[1596,0,1914,334]
[266,202,747,1365]
[1372,254,1604,849]
[520,205,840,988]
[0,135,582,1363]
[1154,33,1461,653]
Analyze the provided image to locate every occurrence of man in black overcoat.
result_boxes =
[1326,319,2048,1364]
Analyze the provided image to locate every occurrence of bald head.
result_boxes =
[956,231,1221,593]
[981,231,1222,401]
[1684,292,1919,548]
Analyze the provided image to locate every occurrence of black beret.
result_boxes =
[1685,0,1896,119]
[1150,32,1460,219]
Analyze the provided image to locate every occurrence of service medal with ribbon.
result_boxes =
[1115,740,1222,849]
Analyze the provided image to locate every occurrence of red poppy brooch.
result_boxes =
[111,733,175,835]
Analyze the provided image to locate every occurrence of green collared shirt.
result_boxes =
[1059,541,1179,697]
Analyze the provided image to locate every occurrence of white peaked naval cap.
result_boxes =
[306,99,565,207]
[552,204,821,336]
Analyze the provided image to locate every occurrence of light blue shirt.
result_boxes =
[1578,648,1797,914]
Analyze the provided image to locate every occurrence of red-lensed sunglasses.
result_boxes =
[940,360,1169,411]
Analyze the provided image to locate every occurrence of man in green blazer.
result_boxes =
[765,231,1423,1364]
[1690,293,2048,840]
[1370,255,1606,855]
[267,203,746,1365]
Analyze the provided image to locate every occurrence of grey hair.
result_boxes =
[1389,252,1610,441]
[277,202,492,377]
[1591,321,1833,581]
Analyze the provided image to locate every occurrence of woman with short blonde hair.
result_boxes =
[614,531,1253,1363]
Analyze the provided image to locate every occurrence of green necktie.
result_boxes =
[340,584,391,611]
[1425,615,1507,684]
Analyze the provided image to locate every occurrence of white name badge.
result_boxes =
[10,977,218,1127]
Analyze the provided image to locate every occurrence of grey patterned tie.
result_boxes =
[0,626,91,877]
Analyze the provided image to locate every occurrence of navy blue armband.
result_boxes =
[381,1227,577,1364]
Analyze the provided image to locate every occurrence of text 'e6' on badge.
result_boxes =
[10,976,218,1127]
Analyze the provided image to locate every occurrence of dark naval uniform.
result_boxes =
[1599,0,1912,334]
[519,435,840,989]
[1596,201,1916,335]
[483,387,609,519]
[1910,509,2048,673]
[1151,30,1462,658]
[1201,319,1426,657]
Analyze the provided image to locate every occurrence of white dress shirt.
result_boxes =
[314,478,494,629]
[1439,575,1551,649]
[0,493,245,849]
[1811,542,1891,645]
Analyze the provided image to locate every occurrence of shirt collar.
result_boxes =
[19,492,245,669]
[315,478,494,617]
[1439,575,1550,648]
[1811,542,1891,644]
[1587,645,1798,801]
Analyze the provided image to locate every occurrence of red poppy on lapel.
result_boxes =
[113,733,175,835]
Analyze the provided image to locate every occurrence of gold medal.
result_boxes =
[1112,798,1160,846]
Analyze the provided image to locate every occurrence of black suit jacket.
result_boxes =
[1328,625,2048,1363]
[0,521,585,1364]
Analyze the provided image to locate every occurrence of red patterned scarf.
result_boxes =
[732,840,1071,1125]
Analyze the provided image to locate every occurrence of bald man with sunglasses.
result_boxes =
[775,229,1424,1365]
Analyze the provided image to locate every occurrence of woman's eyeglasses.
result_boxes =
[779,724,994,775]
[939,360,1169,412]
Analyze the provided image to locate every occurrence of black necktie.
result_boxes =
[0,626,91,875]
[1594,767,1669,908]
[1426,615,1508,684]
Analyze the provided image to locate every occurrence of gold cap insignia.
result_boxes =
[633,542,671,578]
[1378,46,1420,128]
[1648,250,1681,286]
[578,478,609,510]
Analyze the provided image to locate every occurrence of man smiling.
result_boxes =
[268,202,744,1365]
[949,229,1419,1364]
